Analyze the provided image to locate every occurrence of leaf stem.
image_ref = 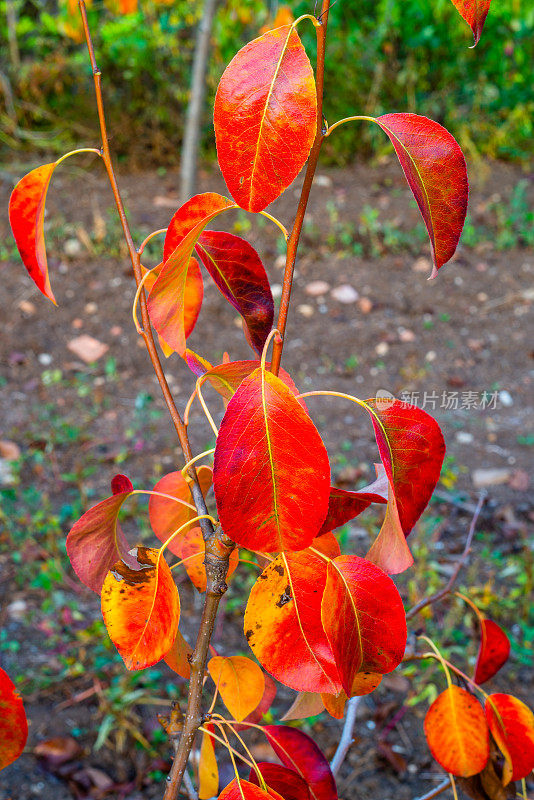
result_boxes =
[138,227,167,257]
[270,0,332,375]
[325,115,376,137]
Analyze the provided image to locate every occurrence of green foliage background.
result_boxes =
[1,0,532,165]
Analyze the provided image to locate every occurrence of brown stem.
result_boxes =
[406,491,486,621]
[270,0,331,376]
[77,0,215,539]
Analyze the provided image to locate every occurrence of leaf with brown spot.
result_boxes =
[101,546,179,670]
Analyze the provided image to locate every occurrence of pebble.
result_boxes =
[297,304,314,318]
[358,297,373,314]
[498,390,513,407]
[18,300,36,315]
[412,256,431,273]
[38,353,53,366]
[425,350,437,362]
[67,335,109,364]
[84,302,98,314]
[472,468,511,488]
[0,440,21,460]
[72,318,83,329]
[398,328,415,343]
[331,284,359,304]
[313,174,333,187]
[375,342,389,357]
[110,325,122,336]
[64,238,82,256]
[456,432,474,444]
[305,280,330,297]
[7,600,27,620]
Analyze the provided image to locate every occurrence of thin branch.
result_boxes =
[413,777,452,800]
[406,492,487,621]
[329,696,362,776]
[270,0,331,376]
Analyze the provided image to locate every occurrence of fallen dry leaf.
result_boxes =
[67,335,109,364]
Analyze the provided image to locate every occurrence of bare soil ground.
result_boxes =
[0,158,532,800]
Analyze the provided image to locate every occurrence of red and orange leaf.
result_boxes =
[321,672,382,720]
[365,398,446,536]
[148,465,213,553]
[148,193,236,354]
[214,26,317,212]
[195,231,274,355]
[237,674,278,728]
[198,729,218,799]
[264,726,338,800]
[200,360,304,410]
[249,763,311,800]
[219,779,284,800]
[318,468,388,535]
[244,550,341,694]
[208,655,265,721]
[424,686,489,777]
[213,368,330,552]
[171,525,239,592]
[449,0,491,45]
[321,556,406,695]
[163,628,193,680]
[365,481,414,575]
[101,546,179,670]
[474,619,511,685]
[374,114,468,273]
[281,692,325,722]
[0,668,28,771]
[184,348,213,377]
[9,163,58,302]
[485,694,534,784]
[66,474,134,593]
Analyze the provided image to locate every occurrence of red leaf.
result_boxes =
[318,468,388,534]
[9,163,58,302]
[213,368,330,552]
[244,549,341,694]
[249,763,311,800]
[101,546,179,670]
[449,0,491,45]
[374,114,468,273]
[0,667,28,771]
[195,231,274,355]
[320,555,407,695]
[148,193,236,354]
[485,693,534,784]
[219,779,284,800]
[214,26,317,212]
[149,466,213,553]
[197,359,305,410]
[66,475,134,593]
[425,686,489,777]
[264,726,338,800]
[365,399,445,536]
[474,619,511,684]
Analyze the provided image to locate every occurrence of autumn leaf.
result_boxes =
[198,728,218,799]
[9,163,59,302]
[264,726,338,800]
[219,779,284,800]
[320,555,407,695]
[66,474,134,593]
[474,619,511,685]
[171,525,239,592]
[0,668,28,771]
[244,549,341,694]
[196,359,304,409]
[281,692,325,722]
[321,672,382,719]
[148,466,213,552]
[485,694,534,784]
[424,686,489,777]
[213,368,330,552]
[208,655,265,721]
[448,0,491,45]
[249,763,311,800]
[148,193,236,355]
[101,547,179,670]
[214,26,317,212]
[195,231,274,355]
[163,628,193,680]
[374,114,468,273]
[318,467,388,535]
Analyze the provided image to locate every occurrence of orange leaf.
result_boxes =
[219,779,284,800]
[214,26,317,212]
[374,115,468,273]
[424,686,489,777]
[213,368,330,553]
[149,466,213,552]
[101,547,179,670]
[322,672,382,720]
[244,549,341,694]
[208,655,265,722]
[163,628,193,680]
[281,692,325,721]
[9,163,58,302]
[365,480,414,575]
[198,729,218,799]
[0,668,28,770]
[170,526,239,592]
[449,0,491,45]
[485,694,534,784]
[321,556,406,695]
[474,619,510,685]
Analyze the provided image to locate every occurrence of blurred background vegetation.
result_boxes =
[1,0,533,168]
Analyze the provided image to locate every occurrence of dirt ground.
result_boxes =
[0,157,533,800]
